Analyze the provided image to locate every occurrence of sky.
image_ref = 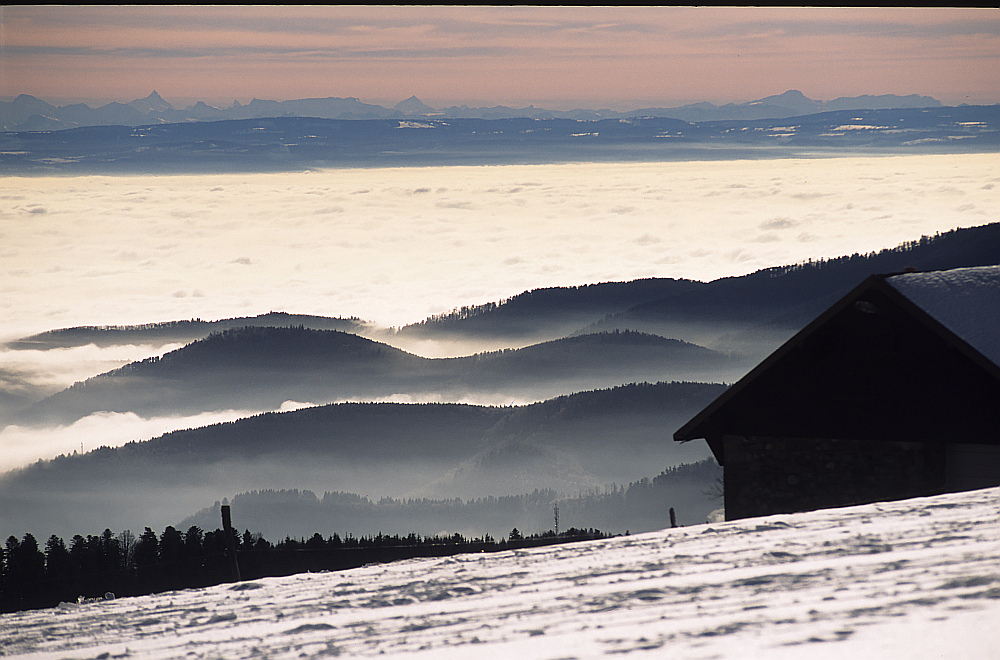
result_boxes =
[2,6,999,110]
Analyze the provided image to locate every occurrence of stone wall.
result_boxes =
[723,435,945,521]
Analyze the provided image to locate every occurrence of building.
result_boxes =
[673,265,1000,521]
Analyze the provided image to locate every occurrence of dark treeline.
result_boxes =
[1,458,721,613]
[176,458,722,541]
[6,311,369,350]
[405,222,1000,336]
[622,223,1000,325]
[0,523,611,614]
[401,278,704,334]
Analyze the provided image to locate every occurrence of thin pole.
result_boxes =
[221,504,242,582]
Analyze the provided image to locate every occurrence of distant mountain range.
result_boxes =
[3,104,997,174]
[0,89,948,132]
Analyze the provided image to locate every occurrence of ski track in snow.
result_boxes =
[2,487,998,659]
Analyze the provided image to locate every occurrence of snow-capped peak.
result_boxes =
[128,91,174,114]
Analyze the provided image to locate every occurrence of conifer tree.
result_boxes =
[44,535,74,585]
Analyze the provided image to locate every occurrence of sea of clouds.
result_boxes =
[1,153,997,468]
[4,154,996,335]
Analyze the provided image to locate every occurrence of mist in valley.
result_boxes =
[0,383,721,541]
[2,154,998,547]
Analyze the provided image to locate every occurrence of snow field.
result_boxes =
[2,486,998,659]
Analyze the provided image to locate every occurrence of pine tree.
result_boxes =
[44,535,74,586]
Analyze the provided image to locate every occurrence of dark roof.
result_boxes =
[886,266,1000,367]
[673,267,1000,462]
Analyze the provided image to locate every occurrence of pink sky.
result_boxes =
[1,6,999,109]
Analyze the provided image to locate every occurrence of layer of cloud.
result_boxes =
[0,343,186,406]
[0,408,261,473]
[3,154,996,336]
[1,153,997,469]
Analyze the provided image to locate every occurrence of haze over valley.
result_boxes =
[2,217,999,543]
[2,21,998,553]
[3,136,999,538]
[4,10,1000,656]
[2,116,997,549]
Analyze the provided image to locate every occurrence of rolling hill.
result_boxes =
[4,312,371,351]
[7,222,997,429]
[14,328,740,427]
[401,222,1000,357]
[0,382,723,541]
[9,223,998,362]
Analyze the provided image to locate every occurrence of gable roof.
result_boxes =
[674,266,1000,461]
[886,265,1000,368]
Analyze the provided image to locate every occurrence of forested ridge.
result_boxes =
[6,382,722,479]
[601,222,1000,329]
[108,325,419,375]
[1,458,718,613]
[10,223,998,352]
[17,329,736,426]
[399,278,705,336]
[181,458,720,539]
[402,222,1000,336]
[0,382,723,543]
[6,312,369,350]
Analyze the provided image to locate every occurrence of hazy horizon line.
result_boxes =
[7,88,993,114]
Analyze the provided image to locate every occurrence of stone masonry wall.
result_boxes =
[723,436,944,521]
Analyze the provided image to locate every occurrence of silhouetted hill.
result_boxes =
[15,327,428,425]
[5,312,371,350]
[12,224,994,427]
[590,222,1000,353]
[15,328,737,426]
[0,382,724,540]
[399,278,706,340]
[445,331,739,390]
[397,223,1000,358]
[433,381,726,499]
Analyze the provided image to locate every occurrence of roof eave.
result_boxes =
[673,273,887,444]
[673,269,1000,444]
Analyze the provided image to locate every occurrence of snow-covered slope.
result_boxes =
[3,487,998,659]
